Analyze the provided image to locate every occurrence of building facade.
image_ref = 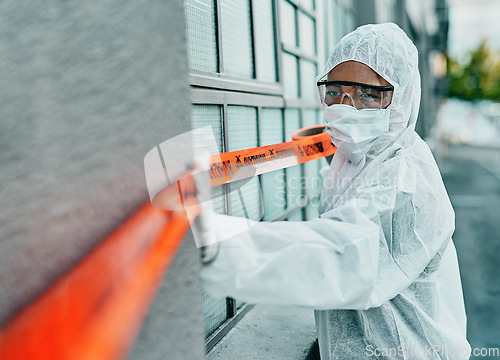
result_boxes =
[184,0,449,353]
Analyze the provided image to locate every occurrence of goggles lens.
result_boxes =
[317,80,393,109]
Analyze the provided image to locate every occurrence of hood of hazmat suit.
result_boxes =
[201,23,471,360]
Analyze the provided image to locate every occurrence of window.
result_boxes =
[284,108,304,220]
[185,0,218,72]
[254,0,278,82]
[220,0,254,77]
[260,108,286,221]
[227,106,262,220]
[184,0,355,347]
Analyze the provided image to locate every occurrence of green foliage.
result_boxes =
[447,40,500,101]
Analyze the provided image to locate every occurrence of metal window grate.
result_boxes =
[184,0,218,72]
[220,0,254,78]
[191,105,223,154]
[298,12,316,56]
[302,108,322,130]
[253,0,277,82]
[230,177,262,220]
[191,105,228,338]
[226,106,259,214]
[226,106,261,312]
[300,59,318,101]
[284,108,303,221]
[191,105,226,215]
[303,109,326,219]
[227,106,258,152]
[184,0,349,346]
[227,106,262,221]
[279,0,297,47]
[282,53,299,99]
[260,108,286,220]
[303,159,321,218]
[202,291,229,336]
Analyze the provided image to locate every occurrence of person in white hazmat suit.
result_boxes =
[200,23,471,360]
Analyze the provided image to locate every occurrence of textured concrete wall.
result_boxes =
[0,1,204,359]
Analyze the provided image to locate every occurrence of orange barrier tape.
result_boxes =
[0,203,190,360]
[0,125,333,360]
[209,125,335,187]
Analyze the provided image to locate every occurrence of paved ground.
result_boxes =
[437,144,500,359]
[206,304,317,360]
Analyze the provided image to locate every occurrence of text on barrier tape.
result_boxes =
[209,127,335,187]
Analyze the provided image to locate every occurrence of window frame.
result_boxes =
[185,0,357,350]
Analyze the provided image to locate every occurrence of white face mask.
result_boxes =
[323,104,390,165]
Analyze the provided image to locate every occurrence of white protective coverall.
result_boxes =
[201,23,471,360]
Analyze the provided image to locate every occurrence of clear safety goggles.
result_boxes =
[317,80,394,109]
